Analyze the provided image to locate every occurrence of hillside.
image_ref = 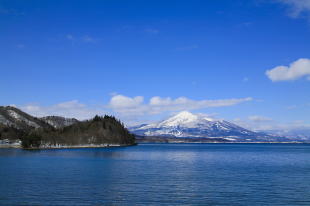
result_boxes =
[40,116,79,129]
[30,115,136,148]
[0,106,52,131]
[0,106,136,148]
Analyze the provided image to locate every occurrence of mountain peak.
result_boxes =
[173,111,196,119]
[159,111,198,127]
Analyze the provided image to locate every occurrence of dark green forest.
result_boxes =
[33,115,136,148]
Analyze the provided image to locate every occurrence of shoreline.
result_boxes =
[0,143,138,149]
[1,142,310,149]
[137,141,310,144]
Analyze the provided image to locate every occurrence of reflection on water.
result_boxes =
[0,143,310,205]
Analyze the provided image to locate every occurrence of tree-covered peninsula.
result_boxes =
[0,106,136,149]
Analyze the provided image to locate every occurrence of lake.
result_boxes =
[0,143,310,205]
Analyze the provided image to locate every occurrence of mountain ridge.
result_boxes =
[0,106,52,131]
[130,111,293,142]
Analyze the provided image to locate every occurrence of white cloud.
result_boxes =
[233,116,274,131]
[66,34,74,40]
[242,77,249,82]
[16,44,25,49]
[66,34,98,44]
[20,100,104,120]
[110,95,144,108]
[248,115,272,122]
[82,35,97,43]
[108,94,253,116]
[265,58,310,81]
[233,115,310,134]
[15,95,253,124]
[149,96,172,106]
[277,0,310,18]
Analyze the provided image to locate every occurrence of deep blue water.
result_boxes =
[1,143,310,206]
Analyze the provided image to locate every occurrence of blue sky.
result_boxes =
[1,0,310,129]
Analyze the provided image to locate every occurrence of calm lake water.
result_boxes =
[1,143,310,206]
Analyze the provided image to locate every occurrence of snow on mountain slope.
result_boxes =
[0,106,77,130]
[40,116,79,128]
[159,111,199,127]
[130,111,275,142]
[7,109,41,128]
[0,106,51,130]
[138,111,214,129]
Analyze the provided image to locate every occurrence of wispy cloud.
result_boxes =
[265,58,310,81]
[108,94,253,116]
[82,35,97,43]
[233,115,274,131]
[276,0,310,18]
[144,28,159,34]
[286,105,297,110]
[248,115,272,122]
[233,116,310,132]
[20,100,105,120]
[65,34,99,44]
[17,95,253,123]
[66,34,74,40]
[16,44,25,49]
[0,8,24,16]
[242,77,249,82]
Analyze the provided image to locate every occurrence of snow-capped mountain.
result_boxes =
[131,111,285,142]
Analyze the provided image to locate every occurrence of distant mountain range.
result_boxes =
[130,111,300,143]
[261,128,310,141]
[0,106,135,148]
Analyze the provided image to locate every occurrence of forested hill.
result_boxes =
[0,106,136,148]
